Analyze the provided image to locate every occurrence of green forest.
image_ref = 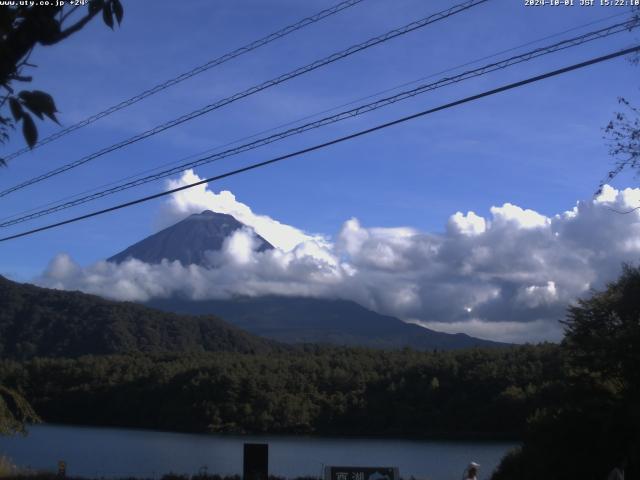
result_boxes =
[0,344,560,437]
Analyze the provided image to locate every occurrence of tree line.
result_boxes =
[0,344,561,438]
[492,265,640,480]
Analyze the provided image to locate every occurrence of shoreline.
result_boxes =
[25,421,522,443]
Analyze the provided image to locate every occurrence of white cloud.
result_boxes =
[517,281,558,308]
[158,170,327,252]
[490,203,550,229]
[448,211,486,236]
[36,182,640,343]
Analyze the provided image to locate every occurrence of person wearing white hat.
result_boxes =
[462,462,480,480]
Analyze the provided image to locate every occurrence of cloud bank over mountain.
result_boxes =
[157,169,329,252]
[38,171,640,343]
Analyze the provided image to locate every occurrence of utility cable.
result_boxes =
[0,0,489,199]
[0,18,635,228]
[1,44,636,243]
[1,0,365,162]
[1,9,629,225]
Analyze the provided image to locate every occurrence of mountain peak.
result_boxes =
[108,210,273,266]
[196,209,221,217]
[183,210,236,222]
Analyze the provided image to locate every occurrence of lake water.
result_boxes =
[0,424,517,480]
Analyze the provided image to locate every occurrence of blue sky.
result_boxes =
[1,0,640,341]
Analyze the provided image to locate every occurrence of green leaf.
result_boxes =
[18,91,43,120]
[0,386,41,435]
[21,113,38,148]
[112,0,123,25]
[43,110,59,124]
[102,1,114,29]
[23,105,43,120]
[18,90,59,124]
[88,0,104,15]
[8,97,22,121]
[32,90,58,112]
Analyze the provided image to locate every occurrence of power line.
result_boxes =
[1,44,636,243]
[321,9,634,114]
[0,0,489,199]
[2,18,633,226]
[1,9,629,225]
[1,18,635,228]
[1,0,365,162]
[3,10,630,227]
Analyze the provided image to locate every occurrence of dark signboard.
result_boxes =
[324,466,399,480]
[243,443,268,480]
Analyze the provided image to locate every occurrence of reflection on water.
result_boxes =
[0,424,517,480]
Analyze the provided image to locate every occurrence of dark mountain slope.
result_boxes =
[0,276,278,359]
[108,210,273,266]
[147,296,508,350]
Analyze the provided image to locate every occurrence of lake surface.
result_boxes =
[0,424,517,480]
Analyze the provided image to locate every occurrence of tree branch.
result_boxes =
[54,7,102,43]
[59,5,81,24]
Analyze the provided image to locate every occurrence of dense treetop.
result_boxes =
[0,344,562,438]
[0,275,278,358]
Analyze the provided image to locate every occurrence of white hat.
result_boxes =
[468,462,480,469]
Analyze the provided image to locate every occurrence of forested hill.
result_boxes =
[148,296,509,350]
[0,276,278,359]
